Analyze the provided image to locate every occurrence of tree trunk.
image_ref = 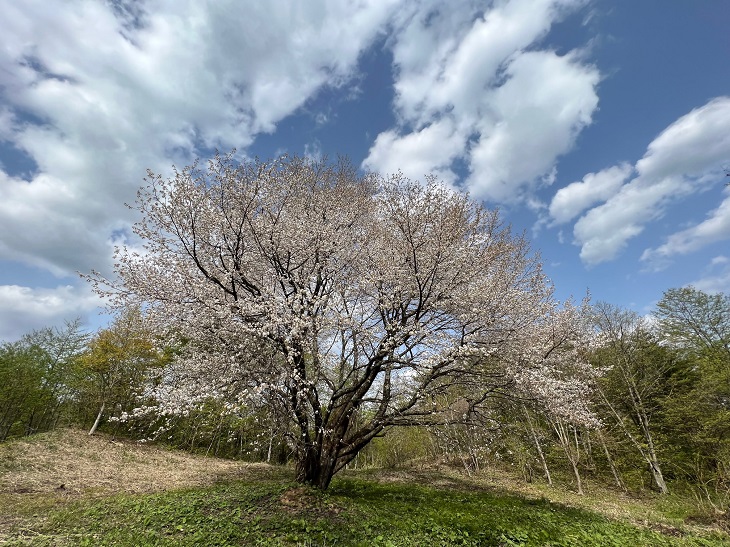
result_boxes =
[524,405,552,486]
[637,409,669,494]
[648,459,668,494]
[596,428,626,491]
[552,418,583,495]
[88,402,105,435]
[296,445,337,489]
[598,385,668,494]
[570,457,584,495]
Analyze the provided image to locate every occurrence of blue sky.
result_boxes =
[1,0,729,341]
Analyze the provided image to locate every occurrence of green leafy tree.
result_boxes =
[592,303,675,494]
[655,287,730,359]
[0,320,87,440]
[653,288,730,509]
[75,308,165,435]
[0,341,47,440]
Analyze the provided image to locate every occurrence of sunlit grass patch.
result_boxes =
[2,477,726,546]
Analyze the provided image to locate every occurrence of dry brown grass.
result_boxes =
[0,428,277,537]
[0,428,258,497]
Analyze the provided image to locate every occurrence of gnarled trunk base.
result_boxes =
[295,447,338,490]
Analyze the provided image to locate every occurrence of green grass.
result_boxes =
[4,475,729,546]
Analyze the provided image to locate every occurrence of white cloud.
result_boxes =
[303,140,324,163]
[0,0,400,277]
[0,284,103,342]
[570,97,730,265]
[363,118,465,185]
[641,193,730,266]
[363,0,599,201]
[390,0,588,125]
[549,163,632,224]
[636,98,730,181]
[689,256,730,295]
[466,50,599,201]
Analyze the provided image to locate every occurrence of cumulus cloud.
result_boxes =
[0,0,400,277]
[0,284,103,341]
[466,50,599,201]
[364,0,600,202]
[636,98,730,181]
[570,97,730,265]
[364,118,465,185]
[549,163,632,224]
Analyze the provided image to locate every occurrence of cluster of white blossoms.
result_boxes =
[507,298,601,427]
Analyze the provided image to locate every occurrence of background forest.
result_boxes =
[2,286,728,513]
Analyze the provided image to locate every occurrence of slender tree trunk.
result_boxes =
[88,402,105,435]
[598,385,668,494]
[25,410,37,436]
[570,426,584,495]
[553,418,583,495]
[637,409,668,494]
[206,413,225,457]
[624,363,669,494]
[648,459,668,494]
[596,428,626,491]
[565,447,583,495]
[524,405,552,486]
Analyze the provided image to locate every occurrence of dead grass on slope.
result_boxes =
[0,430,349,541]
[0,428,280,537]
[0,428,257,497]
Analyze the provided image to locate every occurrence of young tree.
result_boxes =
[90,154,588,488]
[75,307,165,435]
[0,341,47,440]
[25,320,89,433]
[654,287,729,360]
[653,288,730,506]
[592,303,672,494]
[510,299,600,494]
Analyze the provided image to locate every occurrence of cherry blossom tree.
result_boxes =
[90,153,592,488]
[507,298,600,494]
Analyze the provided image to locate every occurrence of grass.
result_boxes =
[1,430,729,546]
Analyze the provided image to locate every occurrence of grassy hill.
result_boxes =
[1,429,728,546]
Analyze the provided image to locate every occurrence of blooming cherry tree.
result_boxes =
[90,154,592,488]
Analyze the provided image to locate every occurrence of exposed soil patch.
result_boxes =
[279,486,344,519]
